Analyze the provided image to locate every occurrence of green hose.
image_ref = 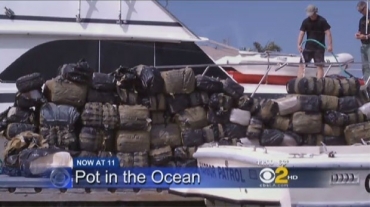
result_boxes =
[301,38,351,77]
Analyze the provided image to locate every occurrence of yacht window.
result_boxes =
[0,40,228,81]
[99,41,154,73]
[0,40,99,82]
[154,42,225,77]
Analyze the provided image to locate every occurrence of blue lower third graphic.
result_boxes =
[70,167,331,189]
[0,168,72,188]
[0,167,352,189]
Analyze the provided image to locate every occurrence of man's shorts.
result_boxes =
[299,50,325,67]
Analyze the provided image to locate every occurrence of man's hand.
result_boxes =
[357,34,368,40]
[327,45,333,52]
[298,45,303,53]
[355,33,361,39]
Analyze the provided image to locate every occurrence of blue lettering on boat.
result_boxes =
[199,162,217,178]
[198,162,246,183]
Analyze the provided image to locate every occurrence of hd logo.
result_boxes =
[259,166,298,187]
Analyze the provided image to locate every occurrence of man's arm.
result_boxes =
[325,29,332,47]
[298,20,306,47]
[355,19,362,39]
[297,31,305,47]
[359,19,362,33]
[323,19,332,47]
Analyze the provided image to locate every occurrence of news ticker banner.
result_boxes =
[0,158,351,189]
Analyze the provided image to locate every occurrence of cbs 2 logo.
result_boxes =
[259,166,297,184]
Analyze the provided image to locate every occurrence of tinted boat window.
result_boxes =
[99,41,154,73]
[0,40,99,82]
[155,42,226,78]
[0,40,225,82]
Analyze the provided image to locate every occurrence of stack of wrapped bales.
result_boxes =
[114,65,160,168]
[160,68,208,167]
[79,72,118,158]
[5,73,46,139]
[40,61,91,151]
[251,76,370,147]
[116,104,150,167]
[1,60,370,178]
[202,77,247,146]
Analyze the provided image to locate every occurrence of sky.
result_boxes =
[159,0,365,71]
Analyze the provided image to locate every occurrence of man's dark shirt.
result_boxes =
[359,15,370,44]
[300,15,331,51]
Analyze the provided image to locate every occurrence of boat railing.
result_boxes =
[289,153,315,158]
[153,61,358,69]
[259,52,300,58]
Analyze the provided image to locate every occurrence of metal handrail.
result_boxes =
[117,0,122,24]
[250,52,272,97]
[76,0,81,22]
[153,61,352,69]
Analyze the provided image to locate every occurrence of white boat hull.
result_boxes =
[0,83,17,113]
[217,53,354,77]
[170,145,370,207]
[230,64,343,77]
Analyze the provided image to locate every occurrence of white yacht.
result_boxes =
[0,0,235,113]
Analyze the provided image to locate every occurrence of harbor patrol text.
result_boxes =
[199,162,246,183]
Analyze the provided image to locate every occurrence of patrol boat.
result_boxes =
[169,143,370,207]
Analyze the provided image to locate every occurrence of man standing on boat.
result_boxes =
[297,5,333,78]
[356,1,370,82]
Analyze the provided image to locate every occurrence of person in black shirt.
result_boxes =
[297,5,333,78]
[356,1,370,82]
